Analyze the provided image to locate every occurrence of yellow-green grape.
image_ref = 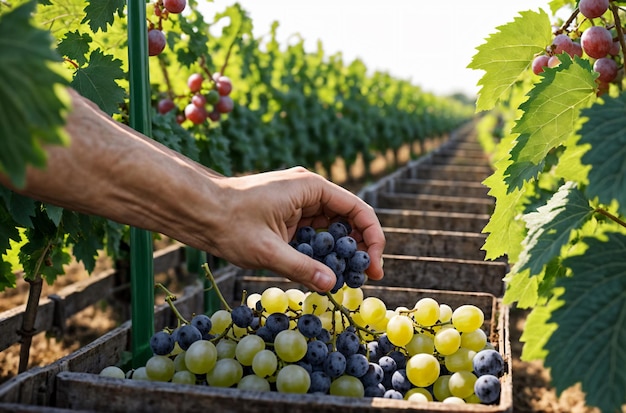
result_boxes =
[405,387,433,401]
[238,374,271,392]
[341,287,363,311]
[439,304,453,323]
[370,310,394,332]
[276,364,310,394]
[434,327,461,355]
[171,370,196,385]
[302,292,329,315]
[406,353,440,387]
[230,324,248,339]
[274,330,307,362]
[145,355,175,382]
[169,341,183,357]
[285,288,305,311]
[173,352,188,371]
[319,311,334,331]
[330,287,344,305]
[185,340,217,374]
[460,328,487,352]
[99,366,125,379]
[246,293,262,309]
[405,333,435,356]
[443,396,466,404]
[252,349,278,378]
[329,375,365,397]
[448,370,478,399]
[206,358,243,387]
[210,309,232,335]
[359,297,387,325]
[235,334,266,366]
[407,392,429,403]
[261,287,289,314]
[131,366,151,381]
[444,348,476,372]
[386,314,415,347]
[413,297,440,327]
[465,393,482,404]
[452,305,485,333]
[433,375,452,401]
[216,338,237,359]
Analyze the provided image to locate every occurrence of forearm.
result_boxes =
[0,89,228,253]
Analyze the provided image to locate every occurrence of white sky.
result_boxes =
[200,1,554,97]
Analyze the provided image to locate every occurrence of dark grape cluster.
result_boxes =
[290,222,371,292]
[531,0,623,94]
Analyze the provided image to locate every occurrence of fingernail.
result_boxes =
[313,271,333,291]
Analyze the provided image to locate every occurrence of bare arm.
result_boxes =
[0,89,385,291]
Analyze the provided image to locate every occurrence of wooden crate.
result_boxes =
[376,193,494,215]
[376,209,489,233]
[391,179,490,199]
[0,267,511,412]
[11,267,511,413]
[383,227,490,262]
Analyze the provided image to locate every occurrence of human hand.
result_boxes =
[210,167,385,292]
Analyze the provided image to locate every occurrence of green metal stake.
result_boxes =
[127,0,155,368]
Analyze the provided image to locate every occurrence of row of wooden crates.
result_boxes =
[0,123,512,412]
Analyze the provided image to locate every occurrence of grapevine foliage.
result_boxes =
[472,1,626,411]
[0,0,471,299]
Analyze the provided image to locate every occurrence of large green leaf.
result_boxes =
[579,93,626,218]
[71,49,126,115]
[545,232,626,413]
[468,9,552,111]
[57,30,93,66]
[81,0,125,33]
[505,55,597,190]
[513,182,594,277]
[519,295,561,360]
[0,1,70,188]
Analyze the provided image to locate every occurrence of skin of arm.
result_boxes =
[0,89,385,292]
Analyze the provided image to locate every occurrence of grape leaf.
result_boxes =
[468,9,552,111]
[505,55,597,190]
[513,182,594,277]
[503,268,541,308]
[545,232,626,413]
[519,294,561,360]
[71,49,126,115]
[62,211,104,273]
[57,30,93,66]
[152,110,200,161]
[579,93,626,217]
[0,0,70,188]
[7,192,37,229]
[80,0,125,33]
[554,133,591,184]
[481,134,532,261]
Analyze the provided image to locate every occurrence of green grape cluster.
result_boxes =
[100,282,504,406]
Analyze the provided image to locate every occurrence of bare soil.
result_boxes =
[0,137,599,412]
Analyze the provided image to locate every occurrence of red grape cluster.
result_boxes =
[531,0,622,92]
[148,0,187,57]
[157,72,234,124]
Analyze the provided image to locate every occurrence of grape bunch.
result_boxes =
[147,0,187,57]
[531,0,623,93]
[156,72,234,125]
[101,280,505,406]
[290,222,371,292]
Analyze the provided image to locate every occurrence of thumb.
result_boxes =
[268,238,336,292]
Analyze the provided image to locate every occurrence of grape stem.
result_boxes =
[156,283,189,325]
[595,207,626,228]
[201,263,232,311]
[610,3,626,65]
[325,292,379,340]
[555,8,579,35]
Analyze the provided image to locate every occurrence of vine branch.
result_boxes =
[595,207,626,228]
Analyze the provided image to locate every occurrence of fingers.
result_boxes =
[265,235,337,292]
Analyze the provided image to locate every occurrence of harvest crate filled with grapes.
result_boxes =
[2,0,626,412]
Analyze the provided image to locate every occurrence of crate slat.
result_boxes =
[375,209,489,233]
[383,227,489,261]
[377,193,493,215]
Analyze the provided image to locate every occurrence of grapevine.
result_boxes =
[469,1,626,412]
